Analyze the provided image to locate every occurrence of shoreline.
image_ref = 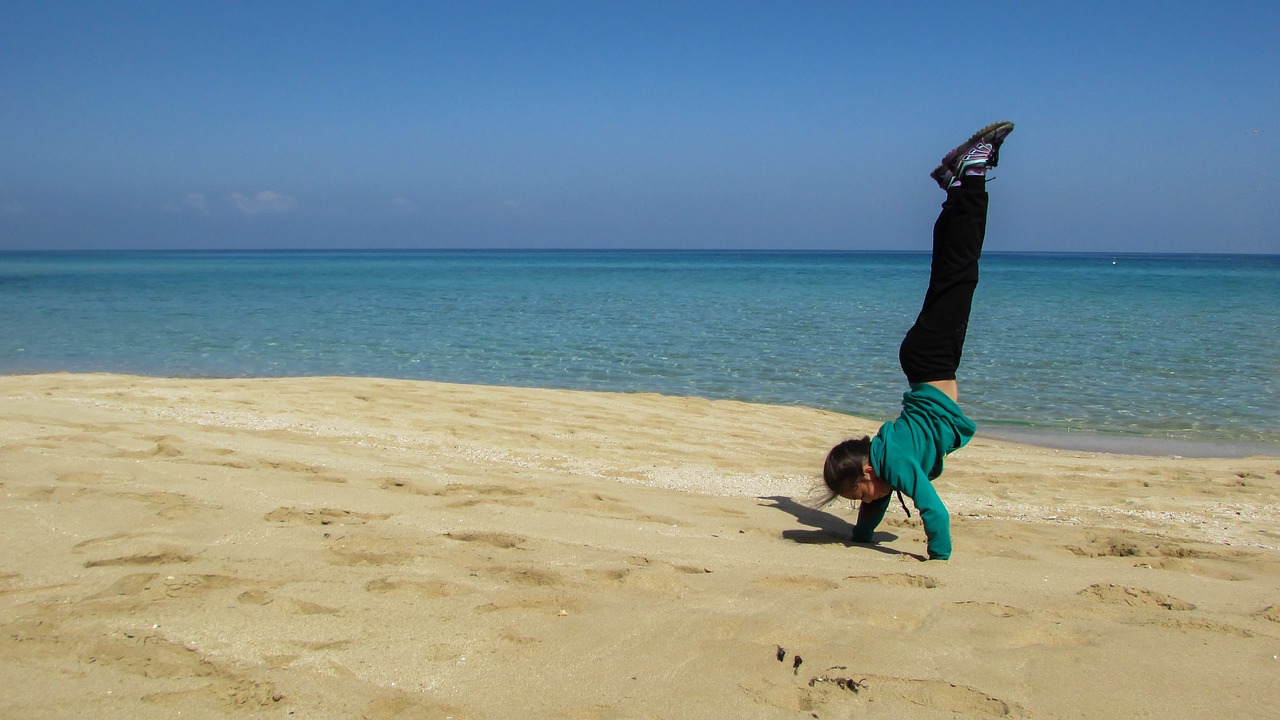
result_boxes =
[5,251,1275,454]
[979,427,1279,459]
[6,371,1275,459]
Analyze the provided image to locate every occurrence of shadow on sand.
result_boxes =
[759,495,919,559]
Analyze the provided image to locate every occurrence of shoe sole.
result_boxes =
[930,121,1015,188]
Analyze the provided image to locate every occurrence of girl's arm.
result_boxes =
[851,494,892,543]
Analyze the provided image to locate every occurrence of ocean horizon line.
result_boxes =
[3,248,1278,259]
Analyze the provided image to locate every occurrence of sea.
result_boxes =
[2,250,1277,456]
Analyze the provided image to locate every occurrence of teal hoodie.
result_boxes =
[851,383,976,559]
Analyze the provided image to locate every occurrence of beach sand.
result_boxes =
[1,373,1277,719]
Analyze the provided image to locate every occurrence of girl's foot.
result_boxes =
[930,121,1015,189]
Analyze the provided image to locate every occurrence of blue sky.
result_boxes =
[2,1,1276,252]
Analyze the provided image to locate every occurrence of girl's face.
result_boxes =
[839,471,891,502]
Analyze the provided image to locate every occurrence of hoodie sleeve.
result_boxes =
[896,465,951,560]
[851,493,892,543]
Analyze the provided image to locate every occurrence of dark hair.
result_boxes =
[816,436,872,507]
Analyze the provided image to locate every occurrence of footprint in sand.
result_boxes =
[431,483,532,509]
[325,534,419,567]
[475,592,584,615]
[584,568,631,584]
[1139,556,1253,582]
[109,490,206,520]
[377,477,434,495]
[88,572,159,599]
[265,507,390,526]
[758,575,840,592]
[1256,605,1280,624]
[56,471,118,485]
[72,532,138,552]
[1078,584,1261,637]
[11,485,94,502]
[83,631,282,711]
[853,675,1024,718]
[238,589,274,606]
[937,601,1090,649]
[89,573,241,602]
[262,654,299,668]
[106,434,186,460]
[568,493,689,526]
[616,556,710,576]
[750,670,1022,718]
[845,573,940,589]
[583,559,710,592]
[287,598,341,615]
[1155,616,1255,638]
[258,460,347,484]
[233,588,337,615]
[1067,530,1230,561]
[364,577,473,599]
[948,600,1029,618]
[149,435,185,458]
[83,550,196,568]
[1078,583,1195,610]
[485,565,567,588]
[443,530,528,550]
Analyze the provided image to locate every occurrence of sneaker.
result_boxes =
[930,121,1015,189]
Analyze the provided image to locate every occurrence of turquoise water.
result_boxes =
[2,250,1277,447]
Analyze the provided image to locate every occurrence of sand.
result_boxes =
[1,373,1277,719]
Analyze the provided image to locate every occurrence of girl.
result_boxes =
[819,121,1015,561]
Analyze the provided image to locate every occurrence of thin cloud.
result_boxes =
[164,192,209,215]
[184,193,208,215]
[2,198,23,215]
[231,190,296,215]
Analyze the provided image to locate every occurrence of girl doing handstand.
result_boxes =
[819,121,1015,561]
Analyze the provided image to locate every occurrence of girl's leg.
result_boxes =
[898,181,989,383]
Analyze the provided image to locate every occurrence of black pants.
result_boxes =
[898,185,989,384]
